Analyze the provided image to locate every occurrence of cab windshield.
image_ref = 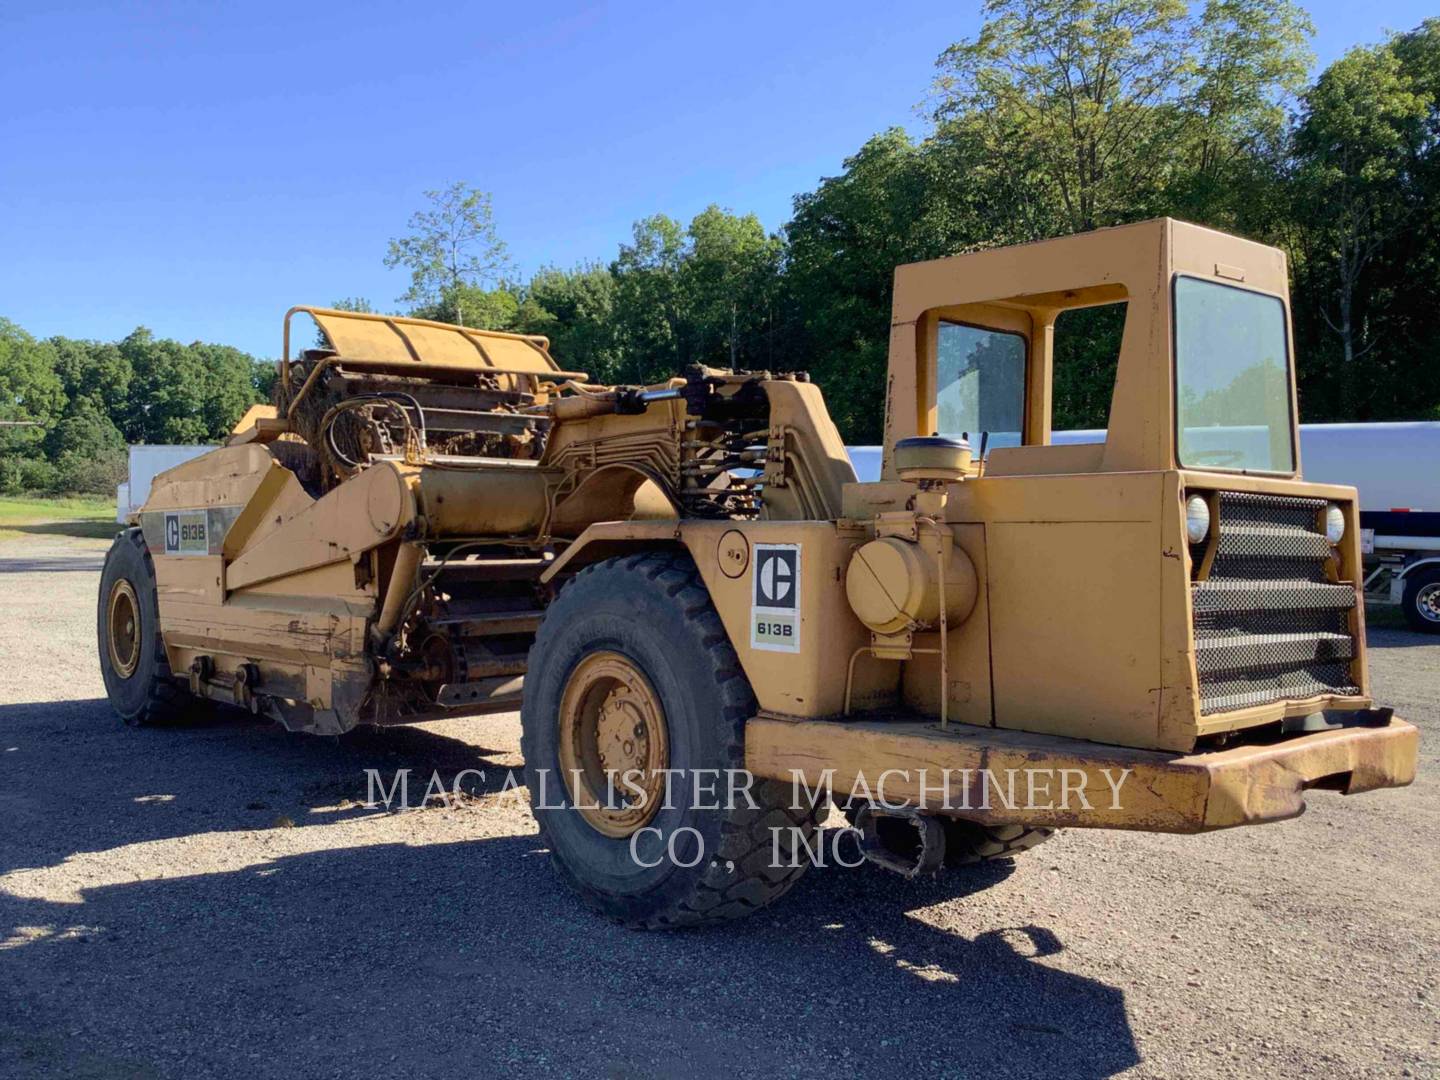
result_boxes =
[1174,277,1295,473]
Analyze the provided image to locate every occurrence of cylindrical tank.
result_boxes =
[845,532,978,636]
[415,463,555,538]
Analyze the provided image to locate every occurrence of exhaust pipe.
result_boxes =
[852,805,946,878]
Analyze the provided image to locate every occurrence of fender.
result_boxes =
[1396,555,1440,580]
[544,520,897,718]
[540,521,686,583]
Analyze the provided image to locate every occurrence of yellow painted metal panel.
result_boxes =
[474,332,560,373]
[881,217,1303,479]
[314,314,420,364]
[388,321,484,364]
[745,715,1418,833]
[301,307,557,372]
[224,462,414,590]
[989,518,1164,747]
[684,519,885,719]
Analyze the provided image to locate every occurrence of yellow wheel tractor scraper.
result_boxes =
[99,219,1418,927]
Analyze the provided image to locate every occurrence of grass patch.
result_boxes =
[0,495,118,542]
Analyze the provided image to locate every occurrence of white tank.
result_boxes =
[1296,423,1440,513]
[116,444,213,522]
[847,422,1440,515]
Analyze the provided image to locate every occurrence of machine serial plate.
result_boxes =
[163,510,209,555]
[140,506,241,557]
[751,543,801,653]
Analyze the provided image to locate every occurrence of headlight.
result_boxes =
[1185,495,1211,544]
[1324,503,1346,545]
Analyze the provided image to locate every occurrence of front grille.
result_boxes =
[1192,492,1360,715]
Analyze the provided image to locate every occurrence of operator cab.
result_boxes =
[881,217,1301,482]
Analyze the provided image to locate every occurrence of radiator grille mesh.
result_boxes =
[1192,492,1360,715]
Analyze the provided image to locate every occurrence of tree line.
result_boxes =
[378,4,1440,444]
[0,321,269,494]
[3,1,1436,494]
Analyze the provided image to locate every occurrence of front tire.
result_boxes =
[841,802,1054,868]
[521,553,817,928]
[1402,566,1440,634]
[98,528,190,725]
[940,820,1054,866]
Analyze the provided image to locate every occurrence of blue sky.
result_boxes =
[1,1,1433,358]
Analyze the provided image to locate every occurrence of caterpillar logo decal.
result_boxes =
[163,511,208,555]
[750,543,800,653]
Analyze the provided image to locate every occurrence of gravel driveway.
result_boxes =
[1,529,1436,1079]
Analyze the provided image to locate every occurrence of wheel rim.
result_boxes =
[107,579,142,679]
[557,651,670,838]
[1417,582,1440,624]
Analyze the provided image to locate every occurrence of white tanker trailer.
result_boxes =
[849,421,1440,633]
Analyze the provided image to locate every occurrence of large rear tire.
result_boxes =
[98,528,191,726]
[521,552,818,929]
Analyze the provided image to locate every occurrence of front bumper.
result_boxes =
[745,711,1418,832]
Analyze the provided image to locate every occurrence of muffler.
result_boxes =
[852,805,946,878]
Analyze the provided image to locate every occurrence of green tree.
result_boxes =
[407,283,521,330]
[1172,0,1313,226]
[44,396,125,459]
[121,329,207,443]
[1291,42,1431,374]
[610,214,689,382]
[48,337,133,425]
[0,319,65,454]
[782,130,966,441]
[193,342,264,438]
[385,183,512,327]
[1052,303,1128,430]
[1380,19,1440,418]
[682,206,783,370]
[1284,20,1440,420]
[120,330,260,443]
[934,0,1191,233]
[605,208,786,384]
[931,0,1312,234]
[44,396,128,494]
[514,265,621,381]
[252,359,278,403]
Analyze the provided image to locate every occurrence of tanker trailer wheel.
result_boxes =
[1401,566,1440,634]
[98,528,190,726]
[521,552,818,929]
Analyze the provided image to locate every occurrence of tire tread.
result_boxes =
[522,552,818,929]
[100,528,190,726]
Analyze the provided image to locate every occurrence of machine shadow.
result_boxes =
[0,554,107,573]
[0,697,1138,1074]
[0,696,520,877]
[0,830,1139,1078]
[1365,627,1439,650]
[0,521,121,541]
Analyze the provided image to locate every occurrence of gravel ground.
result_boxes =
[0,529,1436,1080]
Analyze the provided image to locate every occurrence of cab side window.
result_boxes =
[935,322,1026,452]
[1053,302,1127,437]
